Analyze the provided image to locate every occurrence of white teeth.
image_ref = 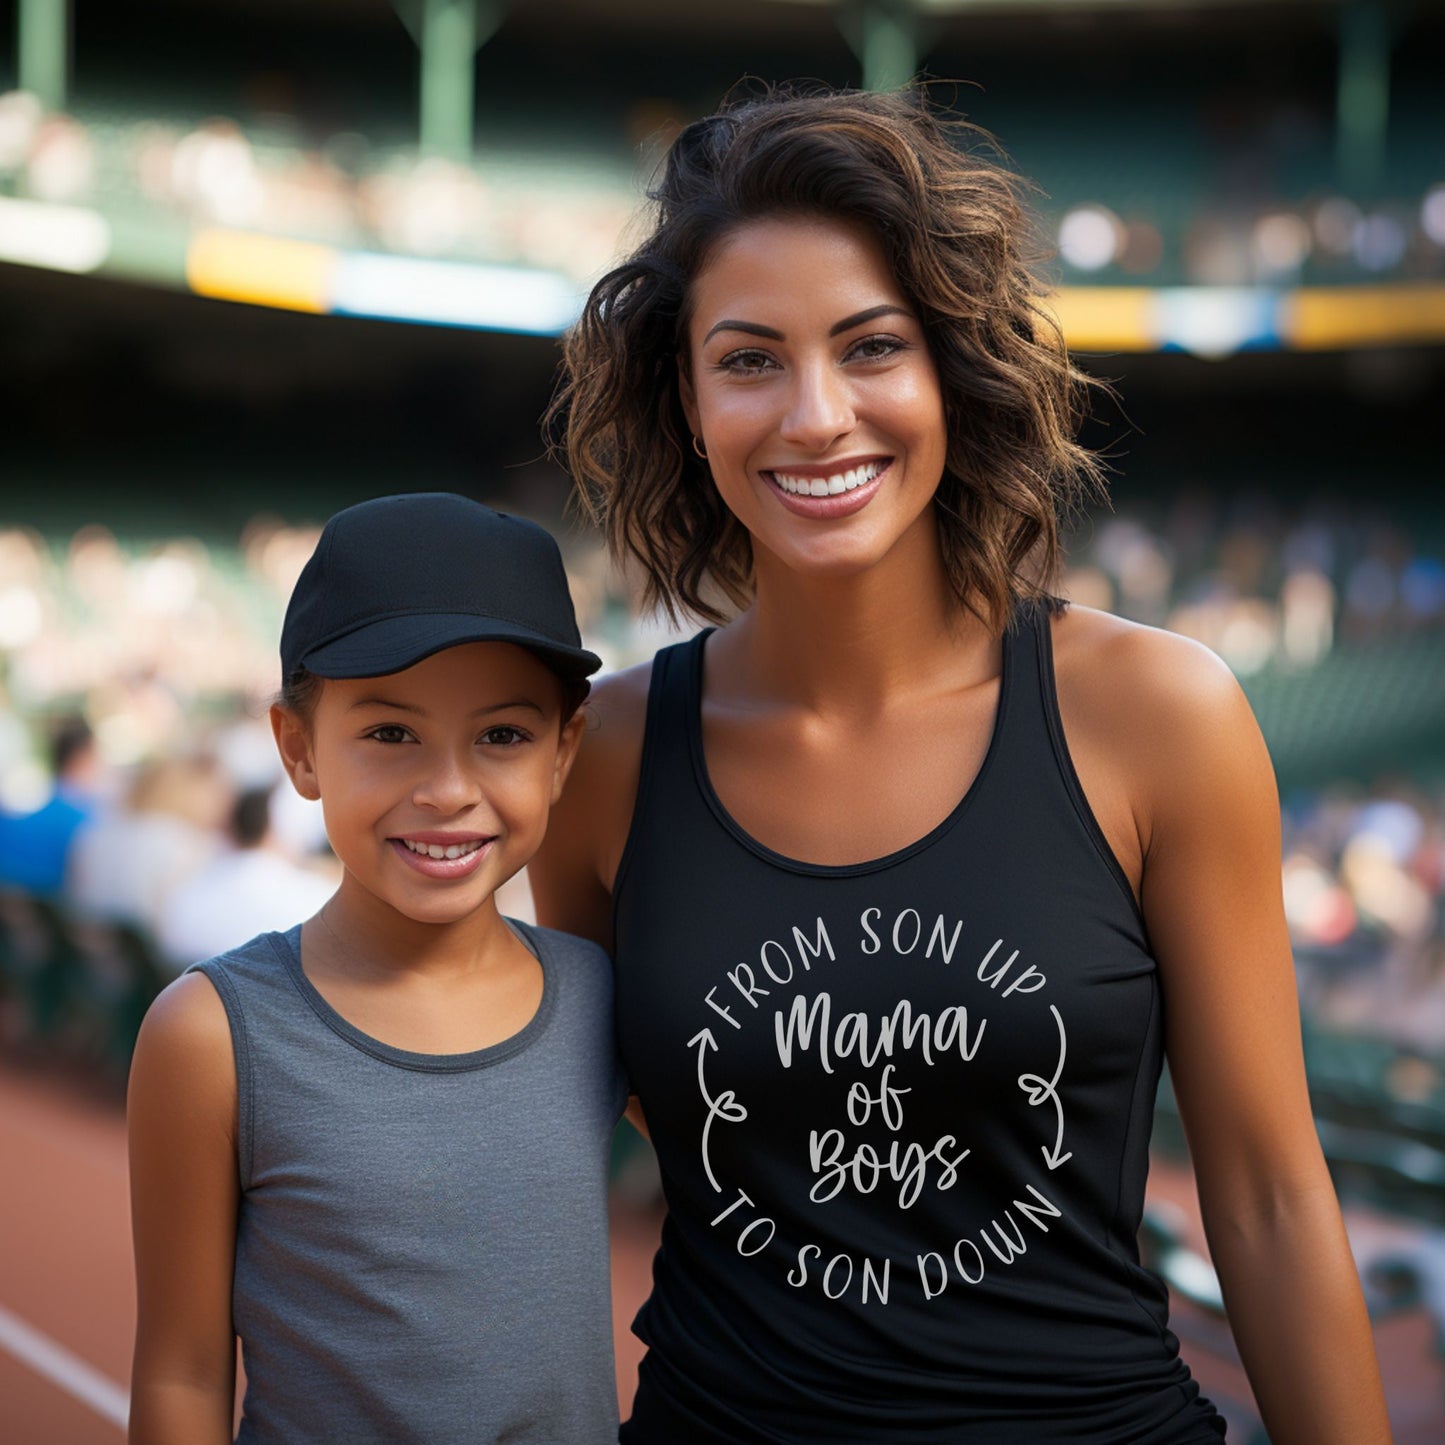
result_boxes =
[403,838,483,860]
[771,460,885,497]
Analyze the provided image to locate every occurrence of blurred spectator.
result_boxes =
[24,113,94,202]
[157,785,335,970]
[1284,783,1445,1048]
[68,754,229,934]
[169,118,263,226]
[0,715,102,895]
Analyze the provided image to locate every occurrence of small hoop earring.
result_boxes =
[691,435,708,461]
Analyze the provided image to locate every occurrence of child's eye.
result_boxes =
[480,725,531,747]
[365,724,414,744]
[845,334,906,363]
[716,348,777,375]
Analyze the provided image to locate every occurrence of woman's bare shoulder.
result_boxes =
[584,657,654,733]
[1048,604,1269,881]
[532,657,656,937]
[575,658,654,792]
[1051,602,1251,742]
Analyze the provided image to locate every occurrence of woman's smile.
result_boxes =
[681,214,948,581]
[761,456,892,519]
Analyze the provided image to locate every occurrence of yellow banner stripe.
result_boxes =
[1281,285,1445,350]
[185,229,335,313]
[1045,287,1158,351]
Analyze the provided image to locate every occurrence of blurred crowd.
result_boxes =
[1063,490,1445,673]
[0,708,337,976]
[0,493,1442,1049]
[2,87,1443,288]
[0,89,638,284]
[1054,189,1445,286]
[1283,788,1445,1052]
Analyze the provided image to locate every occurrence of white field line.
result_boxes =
[0,1302,129,1430]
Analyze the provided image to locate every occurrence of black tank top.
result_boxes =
[613,602,1226,1444]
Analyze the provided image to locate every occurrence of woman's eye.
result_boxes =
[481,725,530,747]
[717,348,776,374]
[847,334,906,362]
[366,724,413,744]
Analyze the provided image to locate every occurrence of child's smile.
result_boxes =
[277,641,583,935]
[392,830,495,878]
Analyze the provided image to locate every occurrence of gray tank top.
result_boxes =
[191,920,627,1444]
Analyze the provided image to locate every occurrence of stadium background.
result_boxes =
[1,0,1442,1439]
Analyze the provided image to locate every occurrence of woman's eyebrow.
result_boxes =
[829,304,912,336]
[702,319,784,344]
[702,304,913,346]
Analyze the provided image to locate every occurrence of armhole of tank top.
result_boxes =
[1034,607,1151,935]
[609,642,685,933]
[188,956,254,1192]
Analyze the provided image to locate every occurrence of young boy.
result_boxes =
[128,493,625,1443]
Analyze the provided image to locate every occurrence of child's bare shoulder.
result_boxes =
[130,970,238,1157]
[135,970,232,1060]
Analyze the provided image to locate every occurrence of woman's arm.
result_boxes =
[532,664,654,1135]
[127,973,240,1445]
[1119,627,1391,1444]
[531,662,651,950]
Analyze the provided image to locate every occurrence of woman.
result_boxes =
[534,86,1391,1443]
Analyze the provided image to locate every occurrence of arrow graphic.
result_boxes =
[689,1027,748,1193]
[1016,1004,1073,1171]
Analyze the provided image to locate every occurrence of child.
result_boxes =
[127,493,625,1444]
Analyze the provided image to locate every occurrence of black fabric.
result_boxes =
[612,601,1226,1443]
[280,491,601,681]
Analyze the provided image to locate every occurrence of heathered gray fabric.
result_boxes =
[190,920,627,1444]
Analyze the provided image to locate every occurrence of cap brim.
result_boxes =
[300,613,602,681]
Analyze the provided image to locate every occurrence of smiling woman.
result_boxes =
[678,215,947,580]
[534,85,1393,1445]
[550,85,1100,630]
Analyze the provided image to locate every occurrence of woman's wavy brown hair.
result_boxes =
[547,83,1105,628]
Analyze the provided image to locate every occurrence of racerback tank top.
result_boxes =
[612,601,1226,1443]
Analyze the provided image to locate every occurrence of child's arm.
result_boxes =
[127,974,241,1445]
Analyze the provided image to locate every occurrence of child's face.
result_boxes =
[271,642,584,929]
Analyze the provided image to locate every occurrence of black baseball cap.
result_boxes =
[280,492,602,684]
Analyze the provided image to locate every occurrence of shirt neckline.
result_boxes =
[267,918,558,1073]
[683,620,1015,878]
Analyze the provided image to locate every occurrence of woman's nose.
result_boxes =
[779,360,855,450]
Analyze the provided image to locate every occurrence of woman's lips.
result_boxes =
[762,459,891,519]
